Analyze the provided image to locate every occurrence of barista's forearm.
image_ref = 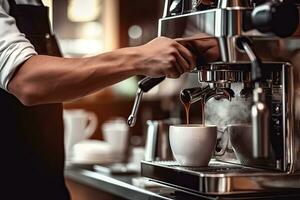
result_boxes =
[8,36,197,106]
[8,47,139,106]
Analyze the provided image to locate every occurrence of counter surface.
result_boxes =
[65,164,300,200]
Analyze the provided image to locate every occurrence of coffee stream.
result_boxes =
[183,102,191,124]
[182,100,205,125]
[200,99,205,125]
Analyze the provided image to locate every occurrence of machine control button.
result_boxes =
[275,106,280,113]
[273,125,281,131]
[272,117,281,125]
[276,132,281,136]
[272,103,282,114]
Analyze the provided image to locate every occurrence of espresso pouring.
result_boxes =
[180,94,205,125]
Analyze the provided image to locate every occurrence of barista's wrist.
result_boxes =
[120,45,147,76]
[97,47,141,77]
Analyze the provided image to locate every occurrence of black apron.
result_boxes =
[0,0,70,199]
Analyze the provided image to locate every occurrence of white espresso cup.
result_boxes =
[63,109,98,161]
[169,124,217,167]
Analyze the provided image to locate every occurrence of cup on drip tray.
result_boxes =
[169,124,217,167]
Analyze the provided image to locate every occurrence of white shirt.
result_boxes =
[0,0,40,91]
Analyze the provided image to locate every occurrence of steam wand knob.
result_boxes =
[250,1,299,38]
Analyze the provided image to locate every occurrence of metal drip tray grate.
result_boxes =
[147,160,266,174]
[171,165,258,173]
[141,160,300,195]
[178,166,257,173]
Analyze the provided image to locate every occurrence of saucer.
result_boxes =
[69,139,125,165]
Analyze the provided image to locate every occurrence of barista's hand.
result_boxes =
[189,37,220,63]
[177,34,220,64]
[133,37,196,78]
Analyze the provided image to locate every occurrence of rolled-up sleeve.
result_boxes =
[0,6,37,91]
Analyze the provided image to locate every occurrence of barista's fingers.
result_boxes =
[165,63,181,79]
[167,73,180,79]
[175,43,196,70]
[175,54,189,73]
[203,46,221,63]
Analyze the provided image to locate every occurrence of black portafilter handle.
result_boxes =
[127,76,166,127]
[138,76,166,92]
[250,1,299,38]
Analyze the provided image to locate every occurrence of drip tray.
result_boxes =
[141,160,300,195]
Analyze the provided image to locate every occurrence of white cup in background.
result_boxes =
[63,109,98,161]
[127,147,145,172]
[130,147,145,164]
[169,124,217,167]
[102,118,129,153]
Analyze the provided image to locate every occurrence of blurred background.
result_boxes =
[48,0,199,149]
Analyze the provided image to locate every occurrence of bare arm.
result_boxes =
[8,37,196,106]
[9,50,136,105]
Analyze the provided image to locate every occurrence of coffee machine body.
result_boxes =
[139,0,300,195]
[158,0,300,173]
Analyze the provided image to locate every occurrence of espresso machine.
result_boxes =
[128,0,300,196]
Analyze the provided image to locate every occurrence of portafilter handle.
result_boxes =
[127,76,166,127]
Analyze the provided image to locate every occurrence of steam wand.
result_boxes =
[237,37,270,159]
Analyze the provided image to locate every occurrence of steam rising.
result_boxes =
[205,83,251,129]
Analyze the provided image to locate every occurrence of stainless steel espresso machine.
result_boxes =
[128,0,300,196]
